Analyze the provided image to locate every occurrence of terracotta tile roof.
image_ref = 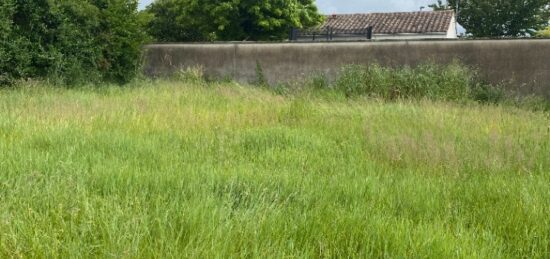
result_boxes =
[321,11,454,35]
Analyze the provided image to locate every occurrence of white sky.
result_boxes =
[138,0,441,13]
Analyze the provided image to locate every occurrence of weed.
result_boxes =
[254,61,268,87]
[173,66,206,84]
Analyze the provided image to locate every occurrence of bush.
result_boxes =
[0,1,31,85]
[0,0,149,86]
[537,26,550,38]
[95,0,152,84]
[471,82,506,104]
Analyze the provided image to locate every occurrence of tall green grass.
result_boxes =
[0,80,549,258]
[334,62,480,101]
[298,62,547,111]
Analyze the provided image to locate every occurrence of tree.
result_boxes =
[146,0,324,42]
[443,0,550,37]
[91,0,152,83]
[0,0,149,85]
[0,0,30,85]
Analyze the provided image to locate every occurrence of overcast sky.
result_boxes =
[138,0,440,13]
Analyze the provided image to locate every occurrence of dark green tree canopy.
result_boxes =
[0,0,149,85]
[435,0,550,37]
[145,0,324,42]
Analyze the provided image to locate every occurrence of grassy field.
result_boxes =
[0,80,549,258]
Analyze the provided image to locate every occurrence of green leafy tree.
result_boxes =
[92,0,152,83]
[0,0,149,85]
[145,0,211,42]
[0,0,31,85]
[146,0,324,42]
[444,0,550,37]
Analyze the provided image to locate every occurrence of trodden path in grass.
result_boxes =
[0,81,549,258]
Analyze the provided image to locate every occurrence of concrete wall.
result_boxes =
[144,40,550,98]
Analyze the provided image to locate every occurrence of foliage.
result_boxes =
[0,0,149,86]
[172,66,206,84]
[537,26,550,38]
[307,72,329,89]
[0,81,549,257]
[0,0,30,85]
[93,0,152,83]
[145,0,324,42]
[254,61,269,86]
[445,0,550,37]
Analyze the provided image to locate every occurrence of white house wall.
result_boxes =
[447,14,458,38]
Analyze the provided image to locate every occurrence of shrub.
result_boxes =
[0,0,31,85]
[0,0,149,86]
[471,82,506,104]
[537,26,550,38]
[95,0,152,84]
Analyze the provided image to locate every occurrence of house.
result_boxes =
[294,10,457,41]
